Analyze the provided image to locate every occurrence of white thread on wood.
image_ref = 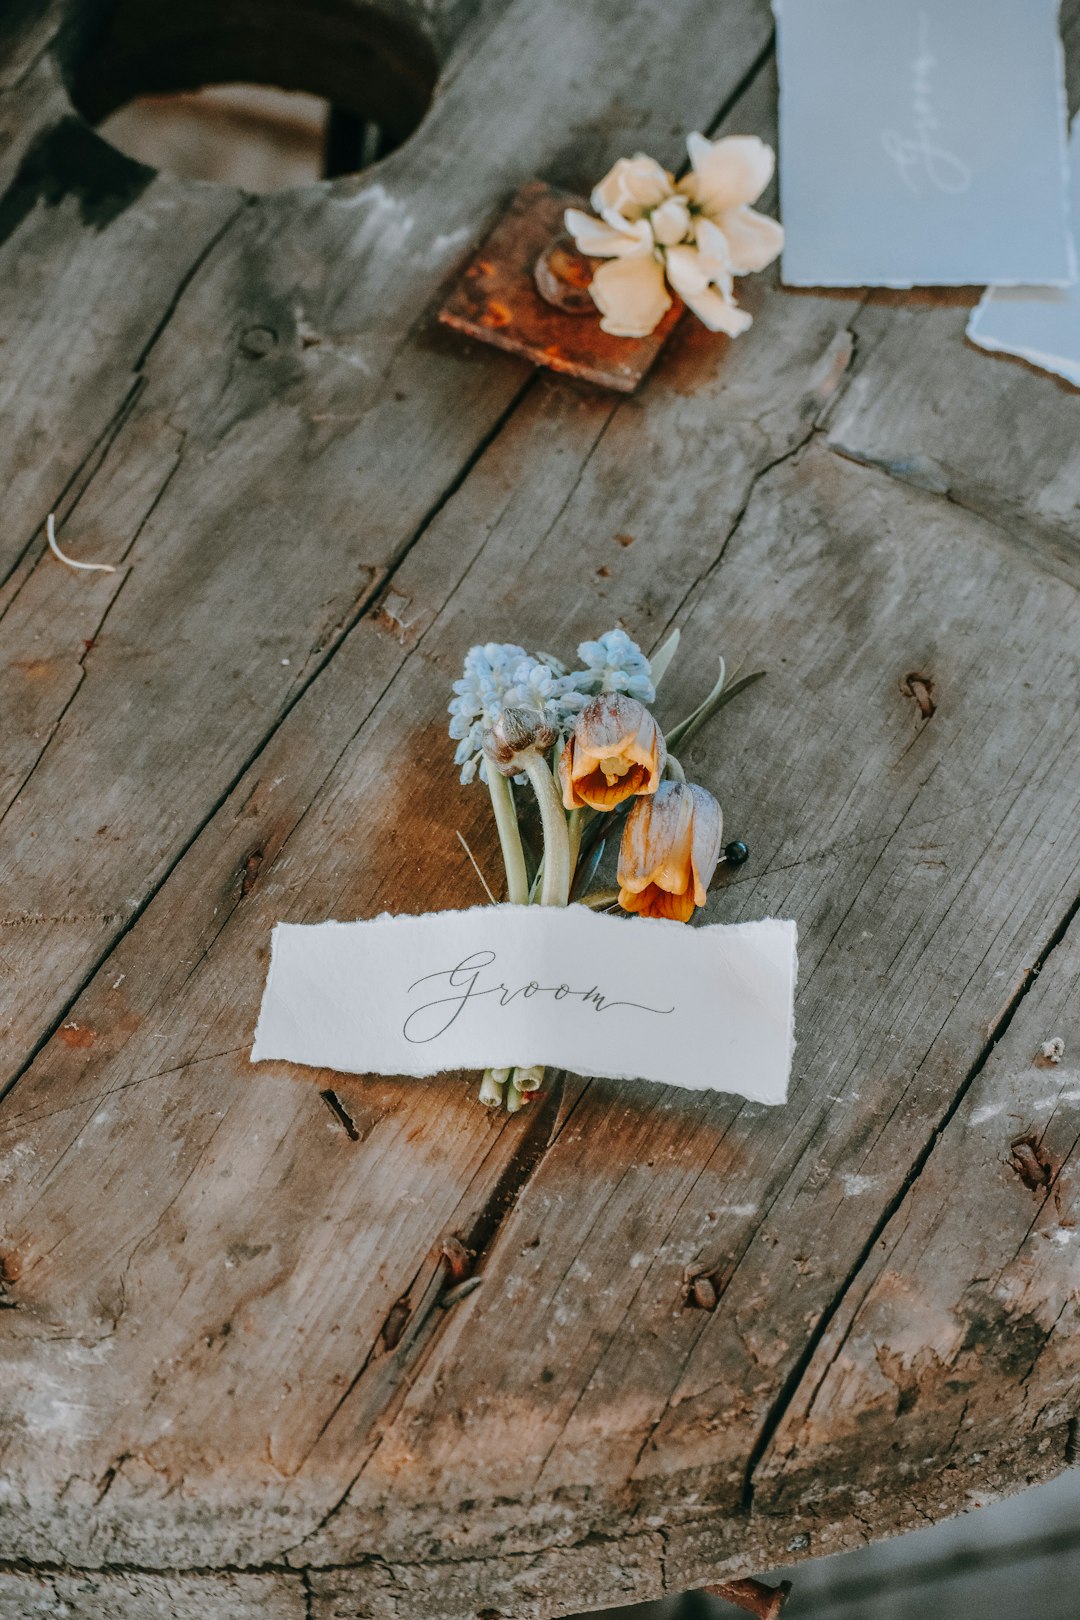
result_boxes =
[46,512,116,574]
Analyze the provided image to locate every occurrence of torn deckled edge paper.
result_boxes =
[774,0,1075,289]
[968,115,1080,385]
[252,905,798,1106]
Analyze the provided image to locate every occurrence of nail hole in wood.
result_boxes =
[1008,1132,1052,1192]
[320,1087,360,1140]
[900,671,936,719]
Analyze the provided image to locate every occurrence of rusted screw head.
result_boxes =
[239,325,278,358]
[704,1577,793,1618]
[690,1274,719,1310]
[534,235,597,315]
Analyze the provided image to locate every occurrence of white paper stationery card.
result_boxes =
[774,0,1074,288]
[967,116,1080,384]
[252,906,797,1105]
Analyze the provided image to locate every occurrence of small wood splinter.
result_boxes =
[46,512,116,575]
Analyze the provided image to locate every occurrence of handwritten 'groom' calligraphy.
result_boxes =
[403,951,675,1044]
[881,11,972,196]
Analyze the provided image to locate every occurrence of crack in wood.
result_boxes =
[291,1074,585,1551]
[319,1088,360,1141]
[741,882,1080,1511]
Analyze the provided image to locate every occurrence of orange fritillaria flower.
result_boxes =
[559,693,666,812]
[617,781,723,922]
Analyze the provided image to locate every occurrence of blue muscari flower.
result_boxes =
[448,631,654,786]
[571,628,655,703]
[448,642,588,785]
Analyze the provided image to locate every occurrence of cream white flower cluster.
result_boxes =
[565,133,783,339]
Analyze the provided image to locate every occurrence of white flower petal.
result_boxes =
[686,132,775,213]
[715,205,784,274]
[597,207,656,249]
[650,195,693,246]
[664,243,712,299]
[681,284,754,337]
[565,208,651,259]
[692,219,735,283]
[590,255,672,338]
[591,154,674,221]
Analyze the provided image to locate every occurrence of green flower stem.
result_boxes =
[486,768,529,905]
[666,669,766,752]
[665,754,686,782]
[569,834,606,902]
[581,887,620,909]
[479,1068,509,1107]
[520,754,571,907]
[649,626,681,686]
[505,1078,526,1113]
[515,1064,544,1092]
[567,806,587,882]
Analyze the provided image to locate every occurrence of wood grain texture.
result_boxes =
[1,1,1079,1616]
[0,0,770,1084]
[0,1568,307,1620]
[755,901,1080,1537]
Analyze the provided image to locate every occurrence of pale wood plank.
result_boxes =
[753,902,1080,1540]
[0,0,772,1088]
[0,46,241,584]
[4,4,1080,1615]
[288,442,1079,1594]
[0,243,855,1562]
[0,1569,307,1620]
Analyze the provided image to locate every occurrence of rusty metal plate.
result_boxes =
[438,180,682,393]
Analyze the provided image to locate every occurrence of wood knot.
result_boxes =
[900,671,936,719]
[240,849,264,897]
[380,1296,411,1352]
[239,326,278,359]
[688,1272,719,1310]
[439,1234,473,1286]
[1009,1132,1053,1192]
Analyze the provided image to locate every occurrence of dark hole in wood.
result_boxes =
[66,0,439,190]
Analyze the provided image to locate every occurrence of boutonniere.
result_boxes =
[564,133,784,339]
[449,628,763,1110]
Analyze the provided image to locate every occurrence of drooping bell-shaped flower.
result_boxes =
[617,781,722,922]
[559,694,666,812]
[483,707,558,776]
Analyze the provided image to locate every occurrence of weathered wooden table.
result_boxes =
[2,2,1079,1617]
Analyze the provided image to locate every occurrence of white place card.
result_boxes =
[252,905,797,1105]
[967,116,1080,385]
[774,0,1075,288]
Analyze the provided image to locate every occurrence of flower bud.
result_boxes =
[617,781,722,922]
[559,694,666,811]
[482,707,558,776]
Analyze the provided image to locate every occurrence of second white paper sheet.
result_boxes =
[774,0,1075,288]
[252,905,797,1106]
[968,116,1080,384]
